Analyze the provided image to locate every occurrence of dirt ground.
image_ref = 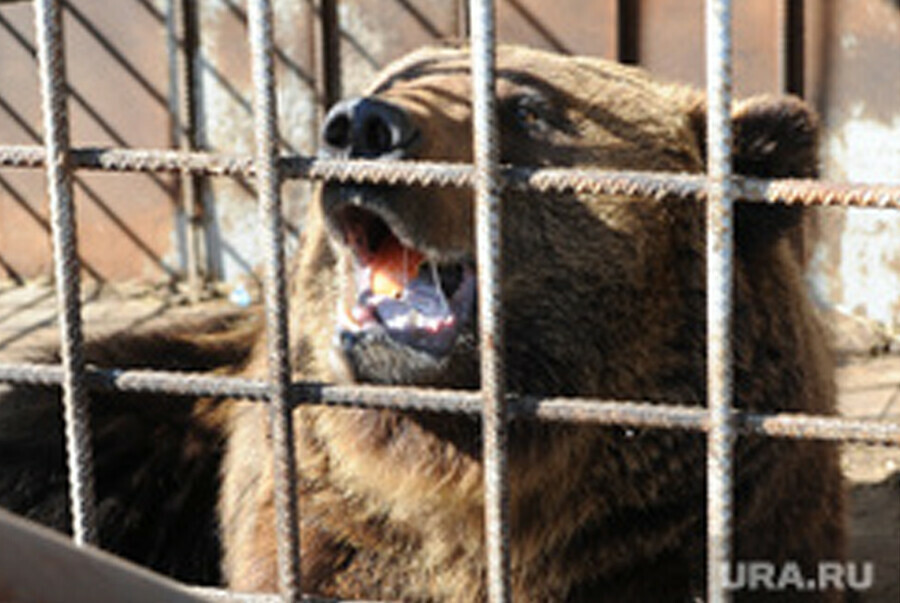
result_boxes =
[0,281,897,601]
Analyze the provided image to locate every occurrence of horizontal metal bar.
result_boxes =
[0,361,270,399]
[1,362,897,445]
[0,145,258,177]
[2,145,899,209]
[191,587,386,603]
[737,178,900,209]
[191,589,282,603]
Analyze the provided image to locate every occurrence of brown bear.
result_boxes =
[223,45,845,601]
[0,45,844,602]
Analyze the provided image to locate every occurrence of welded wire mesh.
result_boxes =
[0,0,898,602]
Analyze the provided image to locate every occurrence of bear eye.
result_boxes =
[508,95,552,135]
[515,102,540,127]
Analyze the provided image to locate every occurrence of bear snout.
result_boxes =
[320,96,419,160]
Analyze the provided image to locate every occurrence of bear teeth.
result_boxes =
[331,205,476,356]
[340,257,475,356]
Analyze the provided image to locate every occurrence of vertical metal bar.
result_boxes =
[469,1,510,602]
[172,0,205,301]
[246,1,302,601]
[312,0,340,120]
[456,0,471,40]
[777,0,805,97]
[617,0,640,64]
[704,0,736,601]
[33,0,97,546]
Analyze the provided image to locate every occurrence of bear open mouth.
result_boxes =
[332,205,476,358]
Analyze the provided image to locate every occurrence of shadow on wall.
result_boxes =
[0,2,183,284]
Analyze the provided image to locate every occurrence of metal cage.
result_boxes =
[0,0,899,602]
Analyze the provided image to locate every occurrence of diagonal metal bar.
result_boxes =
[705,0,736,601]
[246,0,302,600]
[469,1,510,602]
[33,0,97,547]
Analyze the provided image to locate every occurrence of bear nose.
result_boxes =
[320,97,418,159]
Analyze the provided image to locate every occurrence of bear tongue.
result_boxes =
[344,229,463,354]
[368,234,425,298]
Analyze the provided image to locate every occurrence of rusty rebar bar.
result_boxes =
[705,0,736,600]
[246,0,302,600]
[470,0,510,600]
[192,586,384,603]
[33,0,98,547]
[3,145,899,209]
[2,362,898,446]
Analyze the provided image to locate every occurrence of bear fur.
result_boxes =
[0,45,844,602]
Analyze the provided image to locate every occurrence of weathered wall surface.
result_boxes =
[804,0,900,335]
[0,0,178,282]
[1,0,898,336]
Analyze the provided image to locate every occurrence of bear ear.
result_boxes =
[685,95,820,253]
[730,95,819,180]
